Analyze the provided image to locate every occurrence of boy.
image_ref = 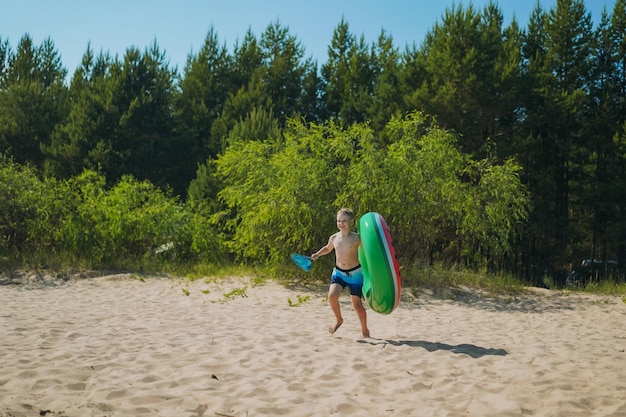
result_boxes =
[311,208,370,338]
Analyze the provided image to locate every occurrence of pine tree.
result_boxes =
[520,0,594,277]
[260,20,308,124]
[43,44,114,178]
[404,2,515,156]
[0,34,68,167]
[368,29,402,134]
[321,19,375,125]
[173,27,234,187]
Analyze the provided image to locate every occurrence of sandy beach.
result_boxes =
[1,272,625,416]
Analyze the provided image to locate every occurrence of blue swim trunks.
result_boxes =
[331,265,364,297]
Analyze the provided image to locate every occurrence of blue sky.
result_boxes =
[1,0,617,75]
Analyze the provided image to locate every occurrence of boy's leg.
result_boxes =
[328,283,344,334]
[351,295,370,338]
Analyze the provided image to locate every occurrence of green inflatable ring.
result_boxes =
[358,212,402,314]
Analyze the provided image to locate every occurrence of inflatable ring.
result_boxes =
[358,212,402,314]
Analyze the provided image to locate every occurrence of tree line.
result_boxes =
[1,0,625,284]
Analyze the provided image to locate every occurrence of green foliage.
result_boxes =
[0,156,46,258]
[219,286,248,302]
[368,30,403,133]
[227,106,282,145]
[344,112,529,267]
[174,27,234,166]
[43,46,115,179]
[260,20,308,123]
[288,294,311,306]
[0,35,68,168]
[216,112,530,269]
[2,2,626,283]
[187,158,222,214]
[42,42,180,192]
[215,117,354,263]
[60,172,226,267]
[321,18,375,125]
[0,158,226,269]
[578,280,626,295]
[210,70,273,152]
[74,174,187,265]
[517,0,598,275]
[406,2,519,156]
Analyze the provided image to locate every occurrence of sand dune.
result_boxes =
[1,273,625,416]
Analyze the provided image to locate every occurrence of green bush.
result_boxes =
[0,157,226,269]
[0,157,45,259]
[58,171,226,267]
[215,112,530,270]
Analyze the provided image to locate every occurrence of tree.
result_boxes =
[518,0,594,280]
[321,18,355,121]
[231,28,264,92]
[344,112,529,268]
[210,69,273,152]
[580,0,626,266]
[208,29,271,153]
[110,42,177,189]
[44,41,178,191]
[215,112,529,268]
[494,17,525,157]
[0,37,12,79]
[405,2,518,156]
[368,29,403,134]
[611,0,626,266]
[188,106,281,215]
[260,20,310,124]
[299,58,324,123]
[173,27,233,167]
[43,44,115,178]
[321,18,375,125]
[0,34,68,167]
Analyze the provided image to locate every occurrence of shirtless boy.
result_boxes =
[311,208,370,338]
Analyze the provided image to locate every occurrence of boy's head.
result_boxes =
[337,207,355,221]
[336,207,355,231]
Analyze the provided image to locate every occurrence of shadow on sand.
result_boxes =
[358,338,508,358]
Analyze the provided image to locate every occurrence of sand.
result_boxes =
[1,272,625,417]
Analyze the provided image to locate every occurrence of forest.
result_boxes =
[1,0,625,286]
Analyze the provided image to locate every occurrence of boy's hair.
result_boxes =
[337,207,355,220]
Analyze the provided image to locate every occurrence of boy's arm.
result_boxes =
[311,236,334,260]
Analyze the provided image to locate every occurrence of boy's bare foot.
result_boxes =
[362,329,370,338]
[329,320,343,334]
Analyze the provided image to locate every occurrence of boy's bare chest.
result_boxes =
[333,235,357,252]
